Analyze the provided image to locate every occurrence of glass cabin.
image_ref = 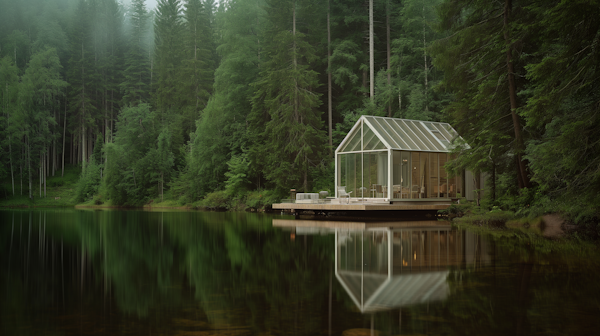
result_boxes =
[335,116,465,201]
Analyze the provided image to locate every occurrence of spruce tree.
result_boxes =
[67,0,97,173]
[0,57,20,195]
[249,0,327,192]
[121,0,151,106]
[180,0,214,131]
[154,0,184,112]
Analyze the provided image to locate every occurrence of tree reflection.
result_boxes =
[3,209,600,335]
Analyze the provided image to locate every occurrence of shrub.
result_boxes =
[74,160,102,202]
[245,189,281,209]
[200,190,229,209]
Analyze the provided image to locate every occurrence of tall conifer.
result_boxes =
[121,0,151,106]
[249,0,326,191]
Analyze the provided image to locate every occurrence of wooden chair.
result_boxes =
[375,184,384,198]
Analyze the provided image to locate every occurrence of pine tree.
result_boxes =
[176,0,262,200]
[433,0,534,189]
[121,0,151,106]
[0,57,20,195]
[154,0,184,112]
[249,0,327,191]
[67,0,97,173]
[20,48,67,198]
[179,0,214,131]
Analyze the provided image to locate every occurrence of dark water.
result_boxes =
[1,209,600,335]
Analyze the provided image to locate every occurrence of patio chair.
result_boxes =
[375,184,384,198]
[337,186,353,204]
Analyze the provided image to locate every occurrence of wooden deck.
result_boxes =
[272,200,451,211]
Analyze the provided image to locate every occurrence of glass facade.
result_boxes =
[337,151,388,198]
[336,116,465,200]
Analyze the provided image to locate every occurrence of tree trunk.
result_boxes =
[28,136,31,199]
[82,123,86,172]
[111,89,114,143]
[8,135,14,196]
[88,132,92,163]
[46,146,49,178]
[53,109,56,176]
[44,150,47,198]
[327,0,333,152]
[369,0,374,101]
[81,41,87,174]
[293,0,300,126]
[491,162,496,201]
[504,0,530,188]
[387,0,392,117]
[304,154,308,192]
[105,88,108,145]
[39,155,42,198]
[194,23,199,110]
[5,84,15,195]
[62,95,66,177]
[422,2,428,112]
[20,148,23,196]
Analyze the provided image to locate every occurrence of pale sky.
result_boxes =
[121,0,158,10]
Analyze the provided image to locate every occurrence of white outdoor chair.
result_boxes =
[337,186,353,204]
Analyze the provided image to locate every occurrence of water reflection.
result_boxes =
[274,219,492,314]
[3,209,600,335]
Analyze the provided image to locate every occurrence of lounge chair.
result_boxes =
[337,186,353,204]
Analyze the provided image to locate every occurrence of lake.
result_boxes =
[1,208,600,335]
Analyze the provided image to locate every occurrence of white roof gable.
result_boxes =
[336,116,466,153]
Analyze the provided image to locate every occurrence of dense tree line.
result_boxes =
[433,0,600,220]
[0,0,598,219]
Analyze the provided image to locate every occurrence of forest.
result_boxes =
[0,0,598,223]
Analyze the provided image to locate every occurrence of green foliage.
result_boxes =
[2,0,598,219]
[102,104,175,206]
[309,161,334,193]
[121,0,151,106]
[224,154,250,197]
[248,0,327,192]
[199,190,229,209]
[244,189,280,209]
[74,158,101,203]
[154,0,184,112]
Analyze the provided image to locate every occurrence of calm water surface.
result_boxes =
[1,209,600,335]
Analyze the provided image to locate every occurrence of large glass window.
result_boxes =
[401,152,411,198]
[338,153,361,197]
[411,152,420,198]
[338,152,387,198]
[340,126,361,152]
[363,152,388,198]
[429,153,439,198]
[392,151,411,199]
[440,154,448,198]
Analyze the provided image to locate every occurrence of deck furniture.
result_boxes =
[296,193,319,203]
[337,186,353,204]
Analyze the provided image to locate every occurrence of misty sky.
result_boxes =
[122,0,158,10]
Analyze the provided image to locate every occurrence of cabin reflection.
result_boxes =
[335,225,491,313]
[272,219,492,313]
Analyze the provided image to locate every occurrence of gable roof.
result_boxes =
[336,270,449,313]
[336,115,465,153]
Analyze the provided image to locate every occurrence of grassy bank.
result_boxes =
[0,166,80,207]
[0,164,287,211]
[441,202,600,245]
[143,189,284,211]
